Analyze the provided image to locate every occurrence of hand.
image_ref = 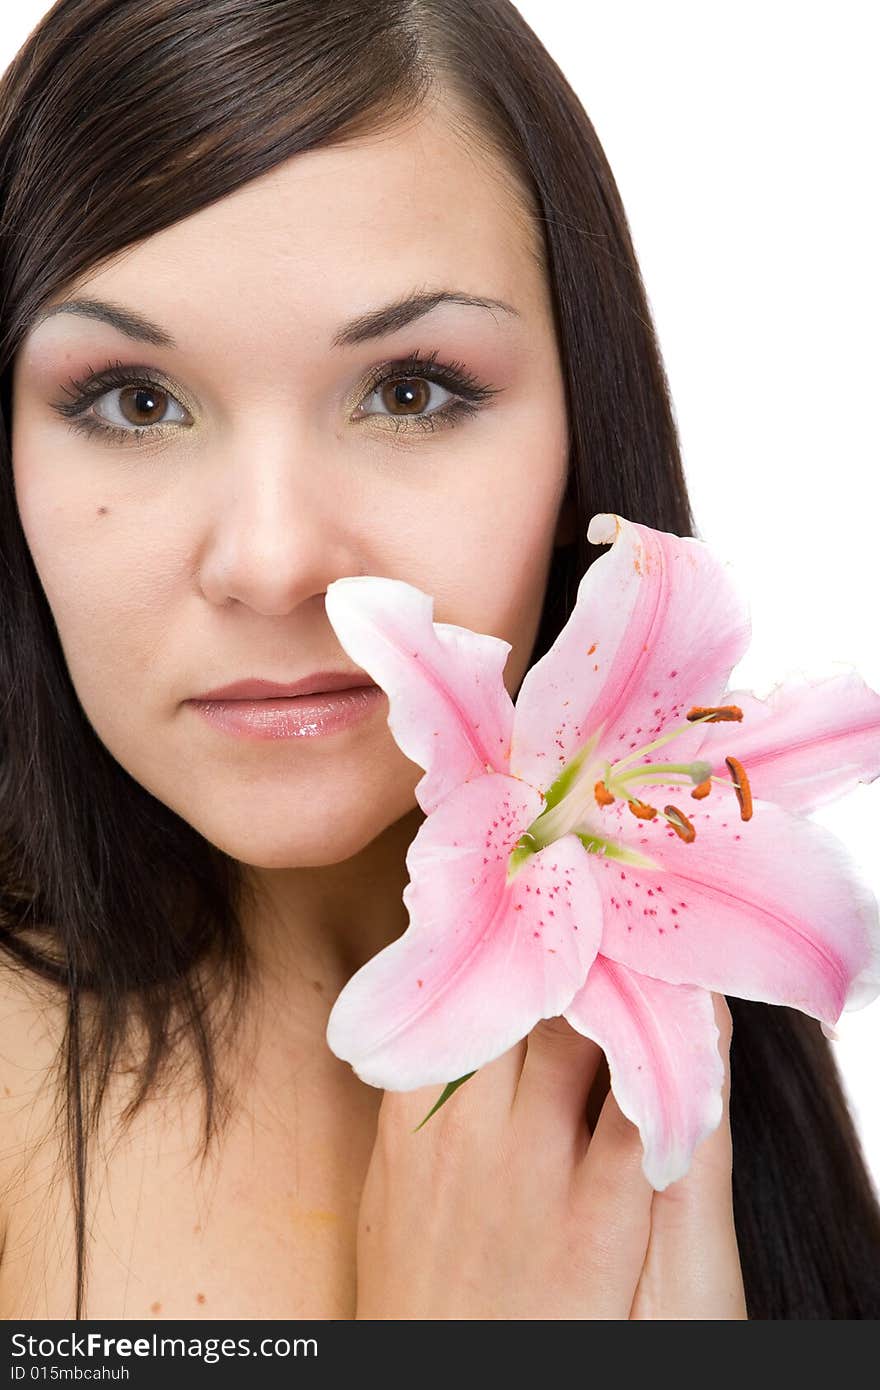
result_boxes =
[353,992,747,1319]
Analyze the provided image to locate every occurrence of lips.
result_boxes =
[187,682,385,740]
[192,671,376,701]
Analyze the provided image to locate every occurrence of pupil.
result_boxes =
[127,387,163,423]
[385,378,428,414]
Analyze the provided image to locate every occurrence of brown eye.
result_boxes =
[90,381,189,433]
[371,375,453,419]
[114,385,172,427]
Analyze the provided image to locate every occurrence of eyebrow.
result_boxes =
[25,288,520,351]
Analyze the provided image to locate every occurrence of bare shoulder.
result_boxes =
[0,949,67,1090]
[0,951,69,1254]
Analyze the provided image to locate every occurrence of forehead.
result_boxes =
[28,103,545,360]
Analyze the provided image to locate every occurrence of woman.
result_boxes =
[0,0,877,1320]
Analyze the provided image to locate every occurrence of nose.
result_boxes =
[193,434,362,616]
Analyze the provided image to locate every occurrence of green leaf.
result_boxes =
[411,1071,477,1132]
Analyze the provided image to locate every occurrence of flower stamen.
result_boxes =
[609,714,717,773]
[686,705,743,722]
[594,779,615,806]
[524,694,754,869]
[725,755,753,821]
[663,804,696,842]
[611,759,713,794]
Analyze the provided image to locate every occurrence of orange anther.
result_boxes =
[725,755,752,821]
[663,804,696,842]
[627,798,658,820]
[690,779,712,800]
[594,779,615,807]
[686,705,743,722]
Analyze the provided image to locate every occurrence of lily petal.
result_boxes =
[688,670,880,816]
[509,513,751,791]
[590,795,880,1024]
[564,957,723,1190]
[325,575,515,814]
[326,773,603,1088]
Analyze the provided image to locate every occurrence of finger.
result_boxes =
[571,1083,655,1315]
[377,1034,528,1139]
[631,993,748,1319]
[511,1015,604,1140]
[585,1049,611,1133]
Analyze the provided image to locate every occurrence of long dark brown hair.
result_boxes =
[1,0,877,1321]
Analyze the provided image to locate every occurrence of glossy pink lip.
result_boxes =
[191,671,375,701]
[187,685,385,740]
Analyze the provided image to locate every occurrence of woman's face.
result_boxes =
[11,101,573,869]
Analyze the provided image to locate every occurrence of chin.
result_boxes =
[163,760,423,867]
[189,796,414,869]
[190,822,375,869]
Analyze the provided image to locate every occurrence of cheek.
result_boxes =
[436,504,554,623]
[405,400,567,695]
[13,453,176,723]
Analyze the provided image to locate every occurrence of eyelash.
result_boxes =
[50,348,501,448]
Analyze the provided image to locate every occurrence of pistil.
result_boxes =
[611,760,713,793]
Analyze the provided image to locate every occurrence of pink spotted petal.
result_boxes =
[590,794,880,1025]
[687,670,880,816]
[325,576,515,814]
[509,513,751,793]
[564,958,723,1190]
[326,773,603,1089]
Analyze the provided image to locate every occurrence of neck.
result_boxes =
[239,802,426,1038]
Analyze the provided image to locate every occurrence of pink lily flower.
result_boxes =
[324,514,880,1189]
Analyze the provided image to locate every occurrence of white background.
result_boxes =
[3,2,878,1192]
[514,0,880,1193]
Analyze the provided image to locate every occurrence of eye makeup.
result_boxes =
[48,347,504,448]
